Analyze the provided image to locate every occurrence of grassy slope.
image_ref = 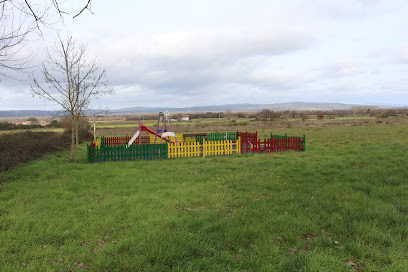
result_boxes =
[0,125,407,271]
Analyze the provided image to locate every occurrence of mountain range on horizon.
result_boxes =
[1,102,407,118]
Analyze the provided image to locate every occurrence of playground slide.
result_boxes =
[127,130,140,147]
[140,124,176,144]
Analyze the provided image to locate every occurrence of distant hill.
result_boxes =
[109,102,360,114]
[0,110,57,118]
[2,102,405,117]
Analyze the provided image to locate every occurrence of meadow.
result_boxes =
[0,121,407,271]
[0,128,64,135]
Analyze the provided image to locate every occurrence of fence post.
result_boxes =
[203,140,206,158]
[303,134,306,151]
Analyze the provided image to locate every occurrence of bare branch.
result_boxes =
[0,1,93,79]
[73,0,93,18]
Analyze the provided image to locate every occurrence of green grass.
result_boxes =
[0,128,64,134]
[1,124,408,271]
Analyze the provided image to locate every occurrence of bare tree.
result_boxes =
[0,0,93,78]
[224,109,232,120]
[31,34,111,162]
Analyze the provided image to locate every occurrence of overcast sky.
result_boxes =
[1,0,408,110]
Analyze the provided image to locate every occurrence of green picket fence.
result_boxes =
[195,135,207,143]
[87,143,168,162]
[270,133,306,151]
[196,131,238,143]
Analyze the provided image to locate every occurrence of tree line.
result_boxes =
[125,108,408,122]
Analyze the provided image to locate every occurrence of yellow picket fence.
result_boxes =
[168,141,201,158]
[149,134,184,144]
[182,136,197,143]
[94,138,101,148]
[168,138,241,158]
[202,139,240,158]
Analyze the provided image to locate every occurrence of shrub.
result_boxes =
[60,115,93,141]
[0,131,71,172]
[45,120,61,128]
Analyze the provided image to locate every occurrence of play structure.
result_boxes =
[87,111,306,163]
[126,111,178,147]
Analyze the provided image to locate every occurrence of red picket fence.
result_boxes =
[103,136,150,146]
[238,131,258,142]
[242,136,304,154]
[239,131,258,153]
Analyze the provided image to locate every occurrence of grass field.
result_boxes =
[0,128,64,134]
[1,124,408,271]
[95,118,229,129]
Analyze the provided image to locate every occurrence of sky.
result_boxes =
[1,0,408,110]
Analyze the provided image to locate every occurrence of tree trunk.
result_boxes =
[70,116,75,162]
[75,116,79,148]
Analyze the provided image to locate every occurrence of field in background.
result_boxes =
[0,128,64,134]
[1,122,408,271]
[94,116,408,138]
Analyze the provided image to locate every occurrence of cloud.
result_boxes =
[303,0,392,20]
[3,1,408,110]
[96,29,315,99]
[247,69,300,89]
[319,57,363,77]
[398,48,408,63]
[102,30,315,67]
[382,77,408,91]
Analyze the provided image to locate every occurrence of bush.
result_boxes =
[60,115,93,141]
[45,120,61,128]
[0,121,43,131]
[0,131,71,172]
[287,122,292,128]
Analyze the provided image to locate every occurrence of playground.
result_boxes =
[87,111,306,162]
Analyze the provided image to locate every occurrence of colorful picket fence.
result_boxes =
[203,139,240,158]
[167,139,241,159]
[196,131,238,142]
[168,141,201,158]
[270,133,306,152]
[102,136,150,146]
[238,131,257,143]
[149,133,184,144]
[241,133,305,154]
[255,137,304,152]
[87,144,167,162]
[88,131,305,163]
[182,136,197,143]
[239,131,258,153]
[93,138,101,148]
